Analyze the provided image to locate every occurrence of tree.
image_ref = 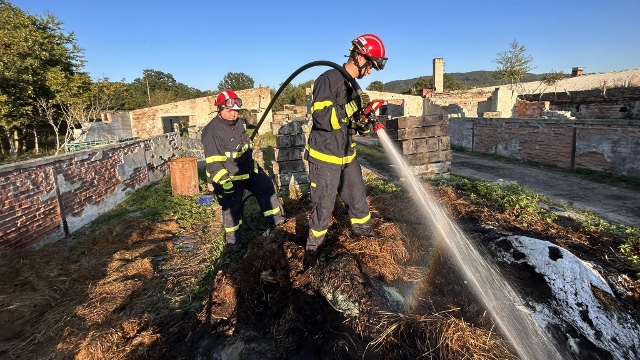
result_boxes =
[366,81,385,92]
[0,2,83,157]
[217,72,254,92]
[271,79,314,112]
[45,70,127,152]
[443,74,467,91]
[413,77,433,93]
[123,69,210,110]
[540,70,566,100]
[492,39,534,89]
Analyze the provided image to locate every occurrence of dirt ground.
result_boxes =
[1,179,639,359]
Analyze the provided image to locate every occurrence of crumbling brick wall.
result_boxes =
[516,100,550,118]
[522,87,640,119]
[0,134,182,253]
[130,87,272,138]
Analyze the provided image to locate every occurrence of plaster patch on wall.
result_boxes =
[494,138,521,157]
[119,145,147,178]
[56,173,82,193]
[576,133,640,175]
[65,187,128,233]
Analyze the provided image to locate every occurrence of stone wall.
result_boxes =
[271,119,311,196]
[425,89,495,118]
[386,115,452,177]
[448,118,640,176]
[0,134,182,253]
[364,90,424,117]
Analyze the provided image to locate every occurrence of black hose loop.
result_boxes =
[250,61,361,140]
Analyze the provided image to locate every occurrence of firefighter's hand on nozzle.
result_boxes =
[207,183,214,193]
[358,93,371,110]
[222,181,234,195]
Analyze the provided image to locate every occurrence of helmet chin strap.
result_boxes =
[350,52,371,79]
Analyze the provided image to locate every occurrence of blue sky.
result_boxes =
[12,0,640,92]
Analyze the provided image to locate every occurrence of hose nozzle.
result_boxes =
[372,118,385,133]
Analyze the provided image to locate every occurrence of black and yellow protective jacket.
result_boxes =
[305,68,369,168]
[201,115,257,187]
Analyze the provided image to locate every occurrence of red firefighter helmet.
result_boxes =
[215,89,243,110]
[350,34,387,70]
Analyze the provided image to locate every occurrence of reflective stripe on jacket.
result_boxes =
[305,68,364,168]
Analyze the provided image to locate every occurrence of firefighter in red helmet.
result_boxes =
[304,34,388,267]
[201,89,284,251]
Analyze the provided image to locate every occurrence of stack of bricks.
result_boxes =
[271,118,311,196]
[385,114,452,177]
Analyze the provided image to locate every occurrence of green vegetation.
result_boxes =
[356,140,392,171]
[366,80,385,92]
[492,39,535,89]
[446,176,557,224]
[270,79,314,112]
[93,176,211,231]
[581,214,640,274]
[217,71,255,92]
[570,168,640,191]
[365,176,402,195]
[124,69,212,110]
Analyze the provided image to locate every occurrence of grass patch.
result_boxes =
[356,141,392,170]
[580,214,640,274]
[440,175,557,224]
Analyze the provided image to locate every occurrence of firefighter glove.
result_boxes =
[358,93,371,110]
[222,181,234,194]
[355,113,369,128]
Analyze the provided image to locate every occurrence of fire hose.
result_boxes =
[250,60,385,140]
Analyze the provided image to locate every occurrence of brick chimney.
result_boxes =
[571,67,584,77]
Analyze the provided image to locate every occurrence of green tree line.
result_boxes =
[0,2,217,161]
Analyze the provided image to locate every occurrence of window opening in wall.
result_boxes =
[162,115,191,135]
[619,106,628,112]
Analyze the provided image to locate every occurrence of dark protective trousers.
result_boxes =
[215,167,283,245]
[306,159,371,251]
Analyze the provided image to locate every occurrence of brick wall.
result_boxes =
[0,134,182,253]
[516,100,550,118]
[448,118,640,176]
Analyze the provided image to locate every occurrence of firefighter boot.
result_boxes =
[304,249,318,269]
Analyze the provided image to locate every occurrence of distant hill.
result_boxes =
[383,71,544,93]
